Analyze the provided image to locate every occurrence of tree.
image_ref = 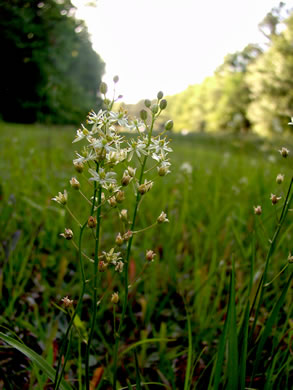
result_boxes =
[0,0,104,124]
[247,11,293,134]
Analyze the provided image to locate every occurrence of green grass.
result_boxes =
[0,122,292,389]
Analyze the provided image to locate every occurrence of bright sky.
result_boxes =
[74,0,281,103]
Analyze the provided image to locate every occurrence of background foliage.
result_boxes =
[0,0,104,124]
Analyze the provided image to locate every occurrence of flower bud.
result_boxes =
[98,261,107,272]
[108,196,117,208]
[115,233,124,246]
[165,120,173,131]
[111,292,119,304]
[123,230,133,241]
[70,177,80,190]
[159,99,167,110]
[151,104,159,114]
[52,190,68,205]
[113,75,119,83]
[88,216,97,228]
[116,190,125,203]
[100,81,108,95]
[253,205,262,215]
[127,166,136,177]
[270,194,281,205]
[144,99,151,108]
[288,253,293,263]
[61,296,73,307]
[74,162,84,173]
[279,147,289,158]
[60,228,74,240]
[146,249,156,262]
[120,209,128,222]
[157,211,169,224]
[158,165,169,176]
[138,181,153,195]
[276,174,284,184]
[157,91,164,100]
[140,109,148,121]
[121,171,132,186]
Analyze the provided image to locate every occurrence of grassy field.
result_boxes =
[0,122,292,389]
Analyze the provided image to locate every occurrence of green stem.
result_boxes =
[54,220,87,389]
[85,184,102,390]
[112,113,156,390]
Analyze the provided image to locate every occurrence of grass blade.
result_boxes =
[121,338,175,356]
[227,260,238,390]
[0,332,73,390]
[134,348,142,390]
[250,272,293,384]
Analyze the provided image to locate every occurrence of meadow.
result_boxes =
[0,121,292,389]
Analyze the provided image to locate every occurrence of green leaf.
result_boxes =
[0,332,73,390]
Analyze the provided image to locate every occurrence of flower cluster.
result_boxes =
[52,78,173,284]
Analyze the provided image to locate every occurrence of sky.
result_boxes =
[74,0,281,103]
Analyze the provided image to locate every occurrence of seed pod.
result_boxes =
[165,120,173,131]
[157,91,164,100]
[100,82,108,94]
[144,99,151,108]
[140,109,148,121]
[151,104,159,114]
[159,99,167,110]
[70,177,80,190]
[88,216,97,228]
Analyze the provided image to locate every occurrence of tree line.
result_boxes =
[0,0,104,124]
[164,2,293,135]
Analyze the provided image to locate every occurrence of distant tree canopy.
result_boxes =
[0,0,105,124]
[162,3,293,135]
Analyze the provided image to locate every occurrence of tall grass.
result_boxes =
[0,122,292,389]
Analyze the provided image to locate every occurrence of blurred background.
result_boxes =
[0,0,293,135]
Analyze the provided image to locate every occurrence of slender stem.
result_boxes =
[85,184,102,390]
[112,113,156,390]
[71,240,94,262]
[79,189,92,206]
[65,205,82,227]
[132,222,157,235]
[264,263,289,287]
[54,221,87,389]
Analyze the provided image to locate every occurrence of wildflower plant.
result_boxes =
[51,77,173,389]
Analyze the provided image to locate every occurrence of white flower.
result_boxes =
[52,190,68,205]
[87,109,106,124]
[109,111,129,127]
[115,260,124,273]
[127,139,148,161]
[89,168,117,187]
[73,149,96,165]
[102,248,122,264]
[279,147,289,158]
[72,124,89,143]
[149,137,172,156]
[180,162,193,174]
[157,161,171,176]
[157,211,169,224]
